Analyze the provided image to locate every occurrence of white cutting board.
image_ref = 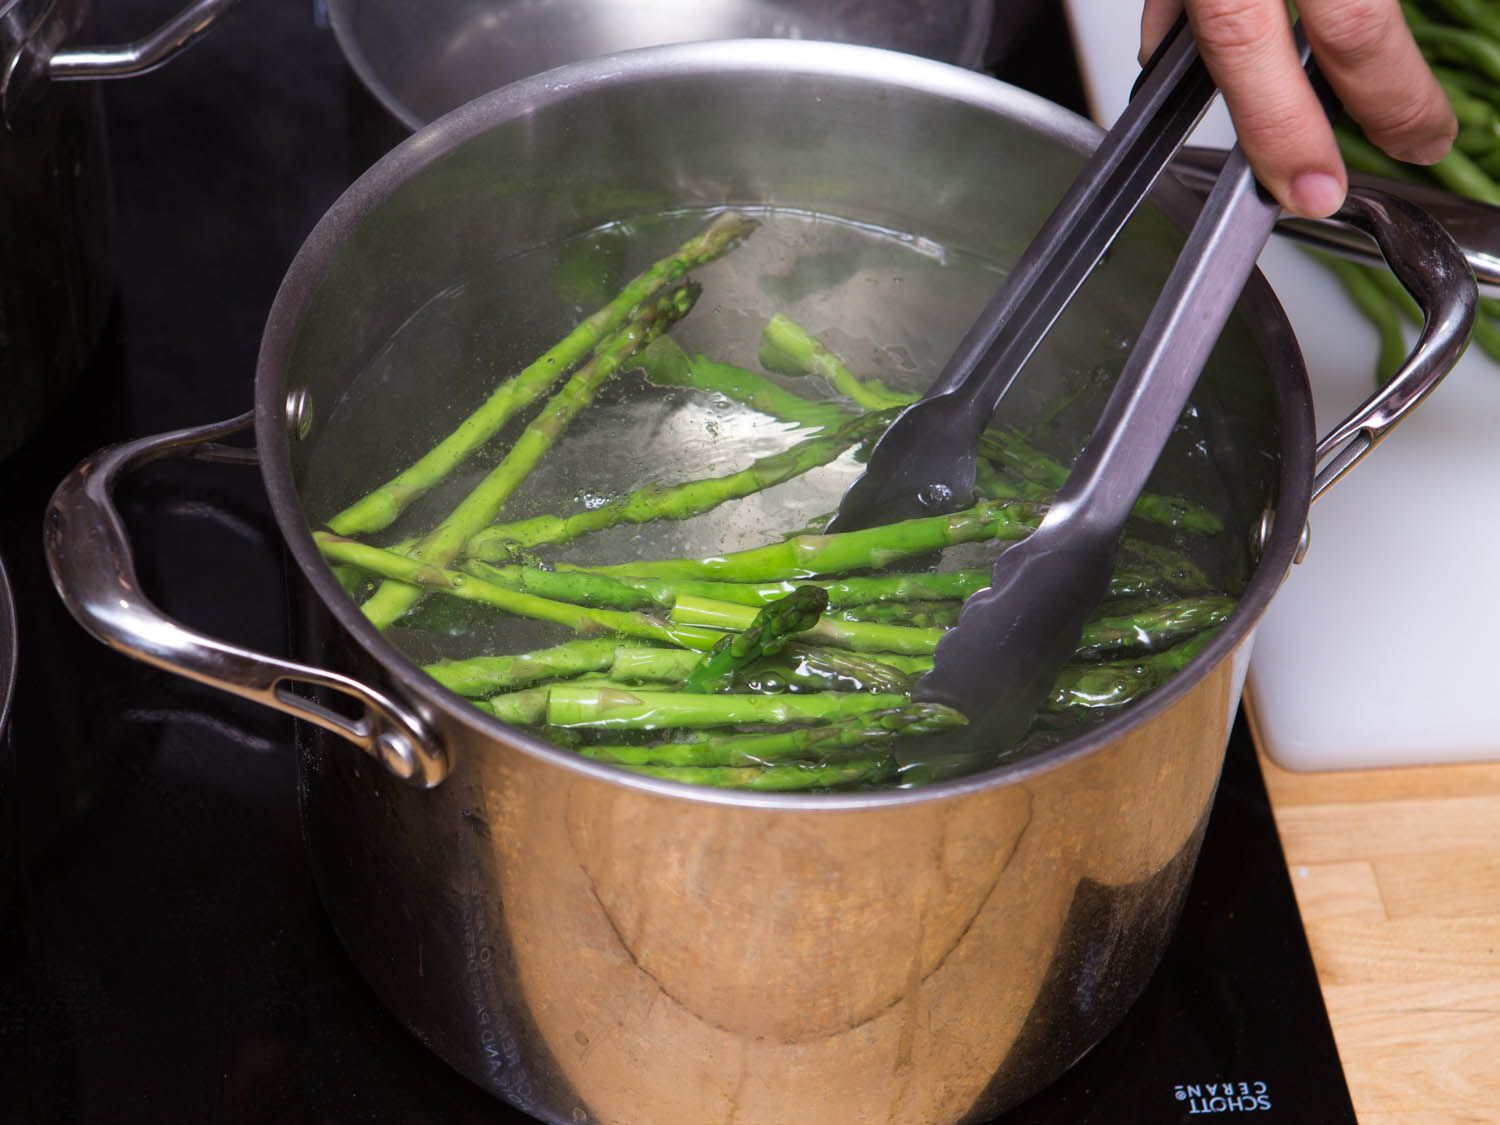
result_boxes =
[1065,0,1500,771]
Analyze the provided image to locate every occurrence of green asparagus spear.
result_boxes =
[982,428,1223,534]
[608,643,913,694]
[759,314,913,410]
[671,593,943,655]
[682,586,829,693]
[543,686,913,729]
[617,750,899,791]
[670,591,1232,660]
[314,533,722,650]
[360,282,700,629]
[462,560,666,610]
[595,569,996,609]
[1048,631,1217,711]
[456,558,1190,629]
[476,637,1214,727]
[471,688,550,725]
[709,631,1217,715]
[1114,539,1212,596]
[571,497,1042,582]
[583,704,959,768]
[633,339,1054,522]
[465,407,897,557]
[832,601,961,628]
[1070,596,1235,660]
[635,337,853,431]
[423,637,639,697]
[579,703,962,766]
[761,634,1218,712]
[597,564,1199,610]
[743,645,915,694]
[754,317,1223,535]
[327,212,756,536]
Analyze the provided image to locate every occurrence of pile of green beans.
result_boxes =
[1321,0,1500,384]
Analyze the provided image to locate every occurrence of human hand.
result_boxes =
[1140,0,1457,217]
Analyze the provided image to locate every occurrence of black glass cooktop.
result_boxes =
[0,3,1355,1121]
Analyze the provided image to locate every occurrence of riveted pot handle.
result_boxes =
[44,413,450,788]
[1310,186,1478,501]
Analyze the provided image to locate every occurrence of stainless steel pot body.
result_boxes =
[263,45,1311,1123]
[44,41,1472,1125]
[326,0,997,130]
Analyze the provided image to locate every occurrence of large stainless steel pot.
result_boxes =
[44,42,1473,1123]
[327,0,998,131]
[0,0,238,460]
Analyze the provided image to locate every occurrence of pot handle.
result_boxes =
[44,413,450,789]
[47,0,241,81]
[1307,186,1477,502]
[1173,147,1500,298]
[4,0,242,127]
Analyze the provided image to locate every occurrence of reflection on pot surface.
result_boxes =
[291,588,1234,1121]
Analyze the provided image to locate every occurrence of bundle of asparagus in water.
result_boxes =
[314,211,1238,792]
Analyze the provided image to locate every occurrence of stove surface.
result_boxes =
[0,3,1355,1121]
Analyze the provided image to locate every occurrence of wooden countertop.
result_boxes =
[1259,747,1500,1124]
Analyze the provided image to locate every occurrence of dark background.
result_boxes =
[0,3,1351,1122]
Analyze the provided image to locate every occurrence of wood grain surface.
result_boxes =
[1258,743,1500,1124]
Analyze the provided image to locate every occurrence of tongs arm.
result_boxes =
[827,15,1218,531]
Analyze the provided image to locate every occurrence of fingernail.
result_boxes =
[1289,172,1345,219]
[1391,136,1454,166]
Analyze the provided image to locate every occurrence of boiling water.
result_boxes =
[301,207,1243,773]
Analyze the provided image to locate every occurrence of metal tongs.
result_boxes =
[828,20,1341,748]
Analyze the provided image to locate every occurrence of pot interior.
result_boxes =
[268,42,1309,782]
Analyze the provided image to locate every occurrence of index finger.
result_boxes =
[1187,0,1347,217]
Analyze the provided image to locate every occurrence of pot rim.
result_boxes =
[256,39,1313,810]
[324,0,1000,133]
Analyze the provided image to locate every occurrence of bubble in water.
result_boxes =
[916,482,953,508]
[576,490,613,510]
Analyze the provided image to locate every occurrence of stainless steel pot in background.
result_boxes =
[0,0,238,461]
[0,553,16,912]
[327,0,997,130]
[44,42,1473,1124]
